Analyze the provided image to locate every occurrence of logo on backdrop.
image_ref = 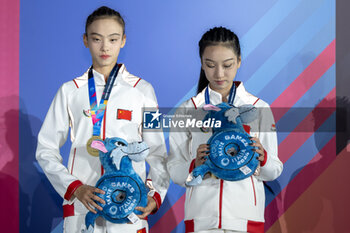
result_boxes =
[142,108,221,131]
[143,110,162,129]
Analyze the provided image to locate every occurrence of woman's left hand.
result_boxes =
[250,137,265,162]
[135,196,157,219]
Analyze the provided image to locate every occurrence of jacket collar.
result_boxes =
[206,81,243,105]
[92,64,127,86]
[193,81,258,107]
[206,86,224,105]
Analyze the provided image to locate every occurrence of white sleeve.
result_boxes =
[36,84,82,201]
[141,82,170,207]
[167,107,194,187]
[254,104,283,181]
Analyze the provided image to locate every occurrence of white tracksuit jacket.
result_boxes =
[36,64,169,220]
[167,82,283,233]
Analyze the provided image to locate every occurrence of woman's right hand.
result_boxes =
[195,144,210,167]
[73,185,106,214]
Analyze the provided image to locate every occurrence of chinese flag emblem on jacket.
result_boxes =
[117,109,132,121]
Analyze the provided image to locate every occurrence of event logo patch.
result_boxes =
[83,109,91,117]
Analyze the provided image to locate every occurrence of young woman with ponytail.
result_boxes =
[167,27,283,233]
[36,6,169,233]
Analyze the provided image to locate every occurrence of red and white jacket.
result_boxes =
[167,82,283,233]
[36,64,169,218]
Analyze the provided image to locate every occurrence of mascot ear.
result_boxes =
[203,104,221,112]
[239,105,258,124]
[91,140,108,153]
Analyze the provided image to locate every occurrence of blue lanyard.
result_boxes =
[205,83,236,105]
[88,63,120,136]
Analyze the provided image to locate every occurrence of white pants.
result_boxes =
[63,215,149,233]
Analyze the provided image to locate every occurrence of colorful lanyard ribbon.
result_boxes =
[205,82,236,105]
[88,64,120,136]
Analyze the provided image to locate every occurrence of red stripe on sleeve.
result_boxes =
[64,180,83,201]
[151,192,162,214]
[189,159,196,173]
[63,204,75,218]
[247,220,264,233]
[185,220,194,233]
[260,149,268,167]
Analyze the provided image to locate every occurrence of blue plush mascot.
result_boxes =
[186,102,259,186]
[83,137,149,233]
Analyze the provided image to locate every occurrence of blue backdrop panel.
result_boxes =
[19,0,335,232]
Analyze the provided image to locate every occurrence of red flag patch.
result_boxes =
[117,109,132,121]
[137,228,146,233]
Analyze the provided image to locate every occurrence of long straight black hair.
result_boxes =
[197,27,241,94]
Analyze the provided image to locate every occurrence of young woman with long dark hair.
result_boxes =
[168,27,283,233]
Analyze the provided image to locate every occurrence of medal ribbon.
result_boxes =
[88,63,120,136]
[205,82,236,105]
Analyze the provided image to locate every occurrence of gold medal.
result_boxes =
[86,135,102,157]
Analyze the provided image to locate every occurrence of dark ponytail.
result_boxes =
[197,27,241,94]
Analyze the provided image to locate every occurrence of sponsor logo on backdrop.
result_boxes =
[143,108,221,130]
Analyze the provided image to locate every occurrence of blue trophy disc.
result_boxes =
[94,174,146,223]
[207,130,259,181]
